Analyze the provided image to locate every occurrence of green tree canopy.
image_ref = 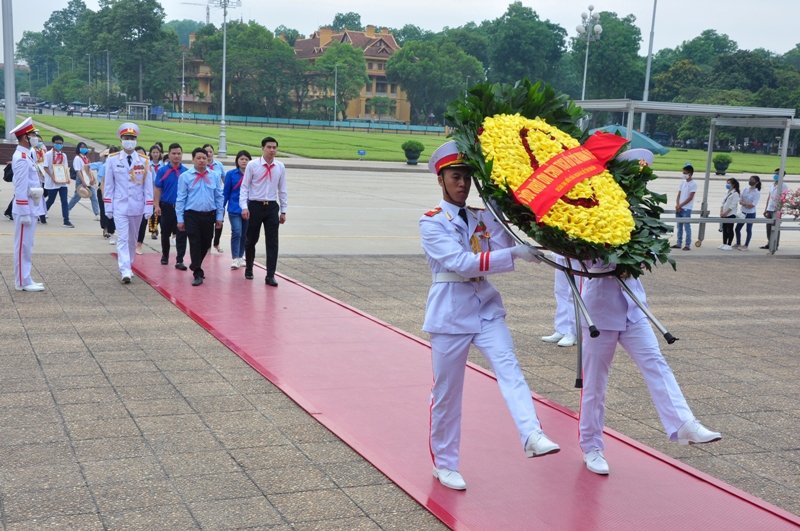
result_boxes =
[386,40,484,124]
[330,12,364,32]
[709,50,777,93]
[485,2,566,85]
[675,29,738,69]
[389,24,438,46]
[569,11,643,100]
[274,25,304,47]
[164,19,206,46]
[314,42,369,121]
[652,59,703,101]
[439,26,490,71]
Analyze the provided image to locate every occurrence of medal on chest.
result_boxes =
[129,163,147,185]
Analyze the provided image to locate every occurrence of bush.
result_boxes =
[401,140,425,153]
[712,153,733,164]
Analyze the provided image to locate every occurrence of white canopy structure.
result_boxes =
[575,99,798,253]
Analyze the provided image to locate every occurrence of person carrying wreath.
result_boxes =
[420,141,560,491]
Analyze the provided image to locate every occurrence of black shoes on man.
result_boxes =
[175,262,188,271]
[192,277,203,287]
[245,270,254,280]
[265,276,278,287]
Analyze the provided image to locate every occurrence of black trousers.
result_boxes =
[245,201,280,277]
[722,215,736,245]
[98,188,115,234]
[213,223,223,247]
[159,202,187,262]
[185,210,216,279]
[765,210,781,248]
[137,215,147,243]
[4,199,12,218]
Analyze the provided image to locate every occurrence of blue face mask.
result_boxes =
[36,140,44,148]
[54,144,63,151]
[79,147,88,155]
[773,174,780,181]
[725,184,731,190]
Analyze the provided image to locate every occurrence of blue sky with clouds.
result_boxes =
[4,0,799,55]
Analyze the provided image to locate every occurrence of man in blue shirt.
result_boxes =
[176,147,224,286]
[154,143,189,268]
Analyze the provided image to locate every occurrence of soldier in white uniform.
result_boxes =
[578,261,721,475]
[420,141,560,491]
[541,253,578,347]
[10,118,46,291]
[103,123,153,283]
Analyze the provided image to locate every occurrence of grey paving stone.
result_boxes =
[91,479,184,513]
[100,504,199,531]
[158,450,241,477]
[81,456,167,485]
[2,486,96,523]
[0,462,86,493]
[188,496,284,529]
[249,465,337,494]
[172,471,262,502]
[229,445,311,471]
[268,488,364,523]
[5,513,105,531]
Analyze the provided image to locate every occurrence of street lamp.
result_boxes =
[105,50,110,100]
[181,51,186,123]
[333,63,339,128]
[85,53,91,106]
[210,0,241,158]
[640,0,658,132]
[576,5,602,102]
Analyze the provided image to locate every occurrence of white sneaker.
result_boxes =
[237,258,244,268]
[94,215,100,221]
[109,236,116,245]
[584,449,609,475]
[231,259,240,270]
[717,244,725,249]
[525,431,560,458]
[557,333,577,347]
[433,467,466,490]
[15,283,45,292]
[170,236,176,246]
[541,332,565,343]
[720,245,732,251]
[677,419,721,446]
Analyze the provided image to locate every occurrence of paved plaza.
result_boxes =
[0,160,798,529]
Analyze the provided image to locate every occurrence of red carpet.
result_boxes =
[133,253,800,531]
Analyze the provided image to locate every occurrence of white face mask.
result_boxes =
[121,140,137,151]
[682,173,690,180]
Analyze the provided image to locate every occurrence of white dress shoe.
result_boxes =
[433,467,466,490]
[584,449,609,475]
[677,419,721,446]
[557,333,577,347]
[15,283,45,292]
[541,332,565,343]
[525,431,560,458]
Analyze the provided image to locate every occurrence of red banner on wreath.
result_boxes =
[512,131,628,218]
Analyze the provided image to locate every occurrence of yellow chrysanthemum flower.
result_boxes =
[480,114,635,247]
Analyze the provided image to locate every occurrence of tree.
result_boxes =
[389,24,437,46]
[164,19,206,46]
[709,50,776,93]
[315,42,369,121]
[675,29,738,69]
[783,44,800,72]
[387,40,484,124]
[569,12,643,100]
[274,25,303,47]
[439,27,489,70]
[330,12,364,32]
[485,2,566,84]
[367,96,394,117]
[651,59,703,101]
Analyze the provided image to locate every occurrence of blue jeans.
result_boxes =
[675,209,692,246]
[45,187,70,224]
[735,212,755,246]
[67,181,99,214]
[229,213,249,259]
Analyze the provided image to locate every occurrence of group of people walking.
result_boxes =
[673,164,788,251]
[10,119,287,290]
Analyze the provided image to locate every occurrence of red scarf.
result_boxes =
[192,170,210,187]
[54,152,63,164]
[159,165,180,183]
[258,162,274,181]
[233,169,244,190]
[80,155,90,164]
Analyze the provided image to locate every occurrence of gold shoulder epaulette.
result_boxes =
[424,207,443,217]
[467,205,486,211]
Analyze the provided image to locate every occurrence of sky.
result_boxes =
[2,0,798,56]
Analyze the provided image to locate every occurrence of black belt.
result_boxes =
[249,200,274,205]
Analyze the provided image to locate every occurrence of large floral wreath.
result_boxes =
[444,79,675,279]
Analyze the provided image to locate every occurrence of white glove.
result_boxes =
[511,245,543,263]
[19,215,31,226]
[144,214,151,220]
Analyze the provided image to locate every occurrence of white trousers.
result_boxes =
[429,317,542,471]
[579,318,694,452]
[553,268,577,335]
[13,216,37,288]
[114,214,140,278]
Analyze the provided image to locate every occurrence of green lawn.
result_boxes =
[26,115,446,162]
[22,114,800,173]
[649,148,799,175]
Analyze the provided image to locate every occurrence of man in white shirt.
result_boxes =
[239,137,287,286]
[761,168,789,250]
[672,163,697,251]
[42,135,74,228]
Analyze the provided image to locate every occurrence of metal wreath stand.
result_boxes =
[473,177,678,389]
